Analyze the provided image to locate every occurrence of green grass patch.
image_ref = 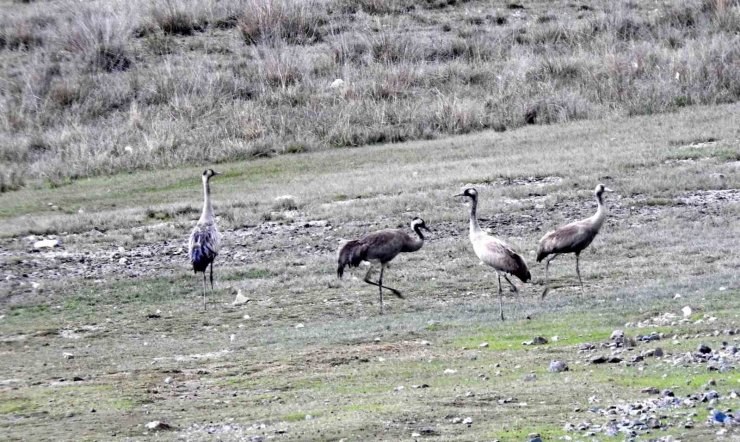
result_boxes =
[0,397,38,415]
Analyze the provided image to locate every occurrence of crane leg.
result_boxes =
[541,254,558,299]
[575,252,583,289]
[378,265,385,315]
[210,262,214,291]
[503,274,523,313]
[363,266,403,298]
[202,272,207,310]
[497,273,505,321]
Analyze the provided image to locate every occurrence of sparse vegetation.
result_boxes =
[0,104,738,440]
[0,0,738,189]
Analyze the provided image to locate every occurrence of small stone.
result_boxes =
[305,414,313,420]
[411,432,421,438]
[419,340,431,346]
[590,355,607,364]
[295,323,304,329]
[164,377,172,384]
[394,385,404,391]
[462,417,473,425]
[654,347,664,357]
[479,342,489,348]
[33,239,61,250]
[641,387,660,394]
[698,344,712,354]
[464,391,474,397]
[63,352,74,360]
[451,417,462,424]
[610,330,624,340]
[682,306,692,317]
[374,337,381,343]
[548,360,568,373]
[443,369,457,374]
[663,389,675,397]
[145,421,172,431]
[232,291,250,306]
[701,390,719,402]
[523,373,537,381]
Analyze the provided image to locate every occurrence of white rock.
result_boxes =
[411,432,421,437]
[329,78,345,89]
[674,293,682,299]
[682,306,692,317]
[719,287,727,291]
[394,385,404,391]
[230,334,236,343]
[118,257,128,265]
[63,352,74,359]
[443,368,457,374]
[462,417,473,425]
[33,239,60,249]
[479,342,489,348]
[31,282,41,290]
[164,377,173,384]
[232,291,250,306]
[145,420,171,431]
[295,323,304,329]
[124,145,134,154]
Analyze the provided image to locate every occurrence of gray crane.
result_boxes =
[537,183,614,298]
[188,169,222,309]
[455,188,531,321]
[337,217,430,314]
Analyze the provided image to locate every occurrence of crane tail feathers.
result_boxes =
[337,240,367,278]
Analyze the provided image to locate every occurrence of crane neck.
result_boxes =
[591,192,607,230]
[199,177,214,223]
[413,224,425,241]
[468,197,483,236]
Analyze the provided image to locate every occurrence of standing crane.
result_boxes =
[537,183,614,298]
[337,217,430,314]
[455,188,531,321]
[188,169,222,309]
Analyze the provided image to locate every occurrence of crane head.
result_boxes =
[203,169,222,179]
[411,217,431,232]
[595,183,614,195]
[454,187,478,200]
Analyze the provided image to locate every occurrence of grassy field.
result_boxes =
[1,0,739,189]
[1,103,738,440]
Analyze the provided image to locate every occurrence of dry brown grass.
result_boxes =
[0,0,739,188]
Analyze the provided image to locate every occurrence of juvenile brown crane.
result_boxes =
[337,217,430,314]
[537,183,614,298]
[188,169,222,309]
[455,188,531,321]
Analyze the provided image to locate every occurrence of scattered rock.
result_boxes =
[548,360,568,373]
[479,342,489,348]
[682,306,692,317]
[33,239,60,250]
[443,368,457,374]
[145,421,172,431]
[523,336,548,345]
[232,291,250,306]
[610,330,624,340]
[698,344,712,354]
[523,373,537,382]
[63,352,74,360]
[462,417,473,425]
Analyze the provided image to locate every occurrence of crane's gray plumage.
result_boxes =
[537,183,614,298]
[337,217,430,314]
[455,187,530,321]
[188,169,222,309]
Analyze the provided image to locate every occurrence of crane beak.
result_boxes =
[213,171,222,176]
[453,193,465,197]
[604,187,615,192]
